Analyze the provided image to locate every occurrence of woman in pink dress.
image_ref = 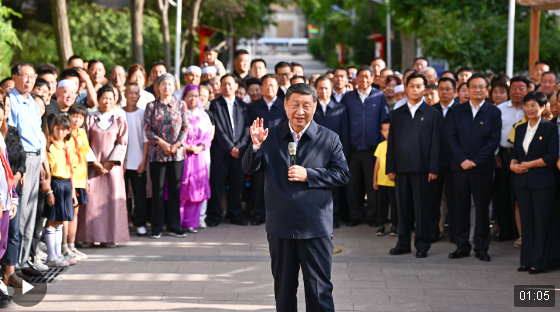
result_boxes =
[77,85,129,247]
[180,85,212,232]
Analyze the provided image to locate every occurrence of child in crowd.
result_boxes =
[64,104,89,261]
[123,84,149,236]
[44,115,78,267]
[201,44,226,77]
[373,118,398,236]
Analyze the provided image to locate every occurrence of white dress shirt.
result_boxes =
[394,96,426,110]
[264,96,277,110]
[332,88,346,103]
[224,96,236,139]
[280,85,290,95]
[357,87,372,103]
[523,118,541,154]
[440,101,454,117]
[319,99,330,114]
[497,100,525,148]
[469,100,484,118]
[407,101,422,118]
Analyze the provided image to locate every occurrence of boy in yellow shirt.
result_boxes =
[373,118,398,236]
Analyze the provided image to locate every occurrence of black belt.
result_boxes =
[25,151,41,156]
[499,146,513,153]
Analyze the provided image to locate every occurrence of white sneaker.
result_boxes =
[199,218,207,229]
[63,248,81,261]
[46,257,69,267]
[137,226,147,236]
[61,254,76,265]
[36,248,48,263]
[71,248,88,260]
[150,233,161,239]
[32,258,49,272]
[38,242,47,254]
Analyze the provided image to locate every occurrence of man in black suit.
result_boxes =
[551,111,560,269]
[386,72,442,258]
[448,73,502,262]
[313,76,350,228]
[243,83,350,312]
[275,62,293,100]
[248,74,287,225]
[431,77,457,243]
[208,74,251,227]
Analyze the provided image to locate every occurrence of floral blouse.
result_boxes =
[144,97,189,162]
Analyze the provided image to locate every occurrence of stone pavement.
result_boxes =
[5,223,560,311]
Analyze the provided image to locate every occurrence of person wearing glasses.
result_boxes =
[457,66,474,86]
[448,74,502,262]
[511,91,559,274]
[274,62,293,101]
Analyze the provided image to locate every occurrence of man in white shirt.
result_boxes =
[332,67,349,103]
[275,62,292,101]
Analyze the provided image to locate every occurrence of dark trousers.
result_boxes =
[493,149,516,239]
[429,166,455,240]
[332,187,345,221]
[268,234,334,312]
[30,190,45,261]
[516,186,554,270]
[347,150,377,221]
[454,171,493,253]
[376,185,397,226]
[252,171,266,220]
[395,173,432,253]
[150,161,184,235]
[209,155,245,223]
[125,170,148,227]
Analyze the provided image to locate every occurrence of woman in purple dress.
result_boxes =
[179,85,212,233]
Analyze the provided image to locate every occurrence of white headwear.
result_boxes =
[394,84,405,93]
[201,66,217,75]
[57,79,77,90]
[186,66,202,75]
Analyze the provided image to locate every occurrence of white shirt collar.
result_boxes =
[288,121,311,141]
[528,118,541,132]
[407,100,422,118]
[333,88,346,97]
[223,96,235,106]
[357,87,372,98]
[280,85,290,93]
[319,99,330,113]
[469,100,484,117]
[264,96,277,108]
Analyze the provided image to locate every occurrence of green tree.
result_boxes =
[0,0,21,77]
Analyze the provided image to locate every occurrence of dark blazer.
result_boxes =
[433,102,455,167]
[242,120,350,239]
[448,101,502,174]
[512,119,559,189]
[313,100,350,158]
[277,87,286,101]
[209,96,251,156]
[386,101,442,175]
[249,97,287,129]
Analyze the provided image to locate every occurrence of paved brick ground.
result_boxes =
[6,224,560,311]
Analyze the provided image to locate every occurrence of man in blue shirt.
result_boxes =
[8,63,43,274]
[341,65,388,227]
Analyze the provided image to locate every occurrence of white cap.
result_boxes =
[57,79,77,90]
[186,66,202,75]
[394,84,405,93]
[201,66,217,75]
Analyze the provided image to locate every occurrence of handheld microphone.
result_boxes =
[288,142,297,167]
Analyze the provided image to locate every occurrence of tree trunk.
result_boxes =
[158,0,171,71]
[131,0,145,66]
[185,0,203,66]
[400,31,416,72]
[50,0,73,69]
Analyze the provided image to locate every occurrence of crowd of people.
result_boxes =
[0,43,556,307]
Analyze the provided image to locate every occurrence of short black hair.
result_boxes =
[356,65,373,76]
[220,73,236,83]
[60,68,80,81]
[438,77,457,90]
[237,81,247,90]
[325,70,334,75]
[290,75,306,84]
[441,70,458,81]
[204,44,218,52]
[151,61,166,70]
[234,49,249,59]
[260,74,278,85]
[11,63,35,76]
[0,78,12,86]
[68,103,89,119]
[251,58,267,68]
[34,78,50,91]
[492,73,510,85]
[97,85,116,100]
[406,72,427,87]
[535,60,549,66]
[88,59,105,71]
[37,69,56,78]
[286,83,318,103]
[67,55,83,64]
[523,91,548,107]
[347,66,357,70]
[381,118,391,125]
[466,73,488,88]
[541,71,558,83]
[36,63,60,75]
[333,67,348,76]
[291,62,303,69]
[458,83,467,92]
[371,57,385,63]
[402,68,417,77]
[314,75,333,89]
[509,76,530,89]
[245,77,261,88]
[414,57,429,66]
[31,94,45,104]
[274,61,292,73]
[426,83,438,91]
[457,66,474,74]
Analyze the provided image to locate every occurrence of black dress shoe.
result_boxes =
[529,269,547,274]
[208,221,220,227]
[389,248,411,255]
[230,218,248,226]
[251,218,265,226]
[448,249,470,259]
[346,219,359,227]
[416,251,428,258]
[517,266,529,272]
[475,251,491,262]
[333,220,339,229]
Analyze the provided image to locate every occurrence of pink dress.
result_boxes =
[77,111,130,243]
[179,108,212,228]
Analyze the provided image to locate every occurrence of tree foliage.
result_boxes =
[0,0,21,76]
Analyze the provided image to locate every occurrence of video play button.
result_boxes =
[10,280,48,307]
